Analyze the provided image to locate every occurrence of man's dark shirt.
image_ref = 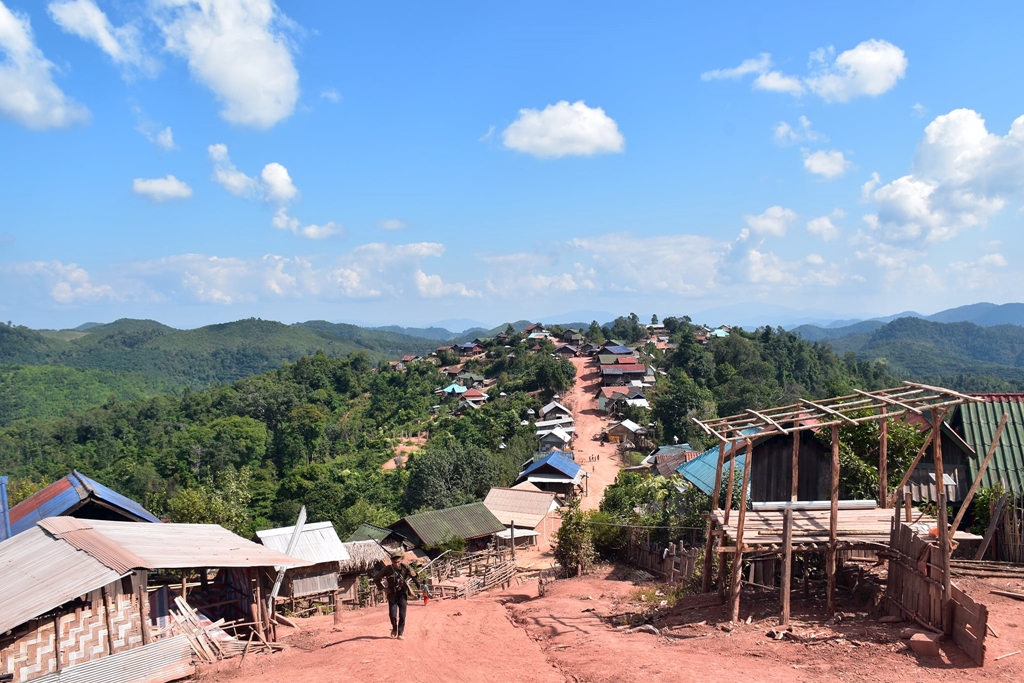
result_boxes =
[373,562,422,601]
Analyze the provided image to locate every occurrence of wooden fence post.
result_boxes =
[729,438,753,622]
[780,508,793,626]
[827,424,839,616]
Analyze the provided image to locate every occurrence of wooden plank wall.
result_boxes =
[627,538,699,586]
[885,520,988,665]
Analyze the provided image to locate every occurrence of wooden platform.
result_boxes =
[712,507,981,554]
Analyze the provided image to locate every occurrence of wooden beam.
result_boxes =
[780,507,793,627]
[976,493,1009,561]
[692,418,728,443]
[950,412,1009,534]
[879,408,888,509]
[746,408,790,434]
[855,388,922,415]
[790,427,800,502]
[888,429,936,508]
[932,408,952,625]
[826,423,840,616]
[723,443,737,525]
[800,398,859,425]
[704,437,727,594]
[901,381,983,403]
[729,438,753,622]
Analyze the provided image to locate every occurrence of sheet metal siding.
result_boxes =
[29,634,194,683]
[961,400,1024,494]
[750,433,831,503]
[0,528,124,634]
[399,503,505,547]
[256,522,350,564]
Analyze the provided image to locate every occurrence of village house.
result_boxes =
[335,540,390,608]
[345,522,399,547]
[605,419,650,450]
[538,401,572,421]
[461,388,489,406]
[254,521,350,603]
[388,502,505,552]
[483,487,560,548]
[596,386,648,413]
[555,344,579,358]
[455,342,484,356]
[534,415,575,431]
[4,470,161,539]
[600,362,648,387]
[514,452,587,501]
[0,518,307,683]
[537,426,574,452]
[523,323,545,335]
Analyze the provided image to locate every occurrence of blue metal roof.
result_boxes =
[520,452,581,480]
[675,429,760,494]
[652,444,694,457]
[442,383,468,394]
[602,345,633,355]
[8,470,160,536]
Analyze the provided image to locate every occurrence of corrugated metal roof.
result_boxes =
[395,503,505,547]
[0,526,125,634]
[9,470,160,536]
[40,517,149,574]
[958,398,1024,494]
[519,452,581,480]
[256,521,351,564]
[540,401,572,417]
[346,522,392,543]
[82,519,311,569]
[483,488,557,528]
[676,438,753,494]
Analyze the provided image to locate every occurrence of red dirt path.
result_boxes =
[563,357,624,511]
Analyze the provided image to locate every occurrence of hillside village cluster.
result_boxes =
[2,319,1024,682]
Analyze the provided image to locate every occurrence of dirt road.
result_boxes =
[201,567,1024,683]
[563,357,626,511]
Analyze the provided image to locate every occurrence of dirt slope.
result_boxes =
[564,357,623,511]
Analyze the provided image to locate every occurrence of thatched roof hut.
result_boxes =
[338,539,389,574]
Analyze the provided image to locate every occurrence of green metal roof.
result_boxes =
[957,397,1024,494]
[396,502,505,547]
[345,522,391,543]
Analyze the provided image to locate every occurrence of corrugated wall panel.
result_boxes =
[29,634,193,683]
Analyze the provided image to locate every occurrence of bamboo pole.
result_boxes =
[729,438,753,622]
[780,508,793,626]
[702,437,728,593]
[827,423,840,616]
[724,445,737,525]
[950,412,1009,533]
[879,408,888,508]
[932,408,952,625]
[791,427,800,502]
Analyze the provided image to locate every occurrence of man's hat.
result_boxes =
[390,549,404,559]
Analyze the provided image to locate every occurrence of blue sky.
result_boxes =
[2,1,1024,330]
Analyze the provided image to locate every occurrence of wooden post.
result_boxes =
[729,438,753,622]
[139,583,151,645]
[904,489,912,522]
[780,508,793,626]
[180,570,188,600]
[827,423,840,616]
[723,446,737,525]
[791,428,800,502]
[932,409,952,615]
[702,437,728,594]
[510,521,516,561]
[333,590,343,627]
[879,408,888,508]
[101,584,116,655]
[950,412,1009,533]
[53,614,63,673]
[803,552,809,598]
[976,493,1009,560]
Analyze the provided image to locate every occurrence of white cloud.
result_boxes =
[152,0,299,129]
[864,108,1024,243]
[132,175,193,202]
[479,125,495,142]
[807,215,840,241]
[502,100,624,158]
[806,253,825,265]
[568,233,722,295]
[701,53,772,81]
[208,143,259,196]
[774,116,824,145]
[912,102,927,118]
[320,87,340,102]
[413,270,480,298]
[803,149,851,179]
[132,104,177,150]
[753,70,804,95]
[702,39,906,103]
[0,1,89,129]
[272,208,340,240]
[154,126,176,150]
[744,205,796,237]
[1,260,117,303]
[861,172,881,201]
[260,162,297,202]
[747,249,799,286]
[47,0,156,77]
[378,218,406,230]
[806,40,908,103]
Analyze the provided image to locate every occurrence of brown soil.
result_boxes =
[564,357,626,511]
[195,567,1024,683]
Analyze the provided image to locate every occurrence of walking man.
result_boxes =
[373,549,423,640]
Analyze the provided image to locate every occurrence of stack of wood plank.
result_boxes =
[170,597,283,663]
